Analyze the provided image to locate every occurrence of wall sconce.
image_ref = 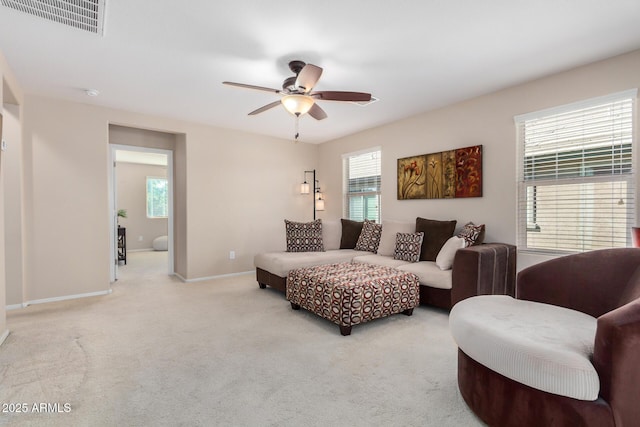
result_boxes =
[301,169,324,219]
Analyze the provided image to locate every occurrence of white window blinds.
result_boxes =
[146,177,169,218]
[343,149,381,222]
[515,90,636,254]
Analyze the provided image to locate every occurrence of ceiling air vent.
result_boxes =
[351,96,379,107]
[1,0,105,35]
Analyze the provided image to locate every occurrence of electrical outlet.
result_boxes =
[229,250,235,260]
[138,236,143,242]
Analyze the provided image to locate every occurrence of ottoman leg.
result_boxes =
[339,325,352,336]
[258,283,266,289]
[290,302,301,310]
[402,308,414,316]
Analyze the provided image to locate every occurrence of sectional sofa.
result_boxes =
[254,218,516,310]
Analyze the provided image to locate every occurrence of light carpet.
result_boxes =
[0,251,483,426]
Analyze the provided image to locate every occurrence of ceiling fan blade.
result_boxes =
[223,81,281,94]
[295,64,323,93]
[308,103,328,120]
[248,100,282,115]
[311,91,371,102]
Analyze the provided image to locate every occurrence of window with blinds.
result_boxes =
[343,149,381,222]
[515,89,636,254]
[147,177,169,218]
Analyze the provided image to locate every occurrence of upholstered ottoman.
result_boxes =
[286,262,420,335]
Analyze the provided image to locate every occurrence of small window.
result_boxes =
[146,177,168,218]
[343,148,381,222]
[515,89,636,254]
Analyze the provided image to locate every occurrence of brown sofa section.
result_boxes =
[257,242,516,310]
[457,248,640,427]
[256,267,286,292]
[451,243,517,307]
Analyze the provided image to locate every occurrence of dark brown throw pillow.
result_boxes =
[415,217,457,261]
[340,219,364,249]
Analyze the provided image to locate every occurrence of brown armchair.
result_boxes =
[452,248,640,427]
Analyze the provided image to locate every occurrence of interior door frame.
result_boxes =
[108,144,174,282]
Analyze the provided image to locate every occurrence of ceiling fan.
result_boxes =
[222,60,372,122]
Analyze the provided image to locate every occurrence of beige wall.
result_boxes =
[116,162,168,251]
[179,125,317,278]
[110,124,176,150]
[0,110,5,338]
[17,92,317,303]
[174,134,187,278]
[3,103,23,306]
[0,49,23,341]
[318,49,640,270]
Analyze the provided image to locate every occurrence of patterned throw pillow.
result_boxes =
[285,219,324,252]
[394,232,425,262]
[354,219,383,253]
[457,222,485,247]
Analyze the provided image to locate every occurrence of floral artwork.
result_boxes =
[397,155,427,199]
[455,145,483,197]
[397,145,482,200]
[426,153,443,199]
[442,150,456,198]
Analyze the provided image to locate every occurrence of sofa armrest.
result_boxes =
[593,298,640,427]
[516,248,640,318]
[451,243,517,306]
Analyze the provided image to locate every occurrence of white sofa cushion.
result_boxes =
[397,261,452,289]
[352,254,410,269]
[322,220,342,250]
[377,220,415,256]
[449,295,599,401]
[254,249,370,278]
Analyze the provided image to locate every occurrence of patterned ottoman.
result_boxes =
[286,262,420,335]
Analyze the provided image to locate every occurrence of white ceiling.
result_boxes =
[1,1,639,144]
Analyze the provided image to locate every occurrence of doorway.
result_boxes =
[109,145,174,282]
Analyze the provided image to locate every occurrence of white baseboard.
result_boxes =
[0,329,9,347]
[6,289,113,310]
[174,270,253,283]
[127,248,155,253]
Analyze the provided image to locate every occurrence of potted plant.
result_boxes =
[117,209,127,226]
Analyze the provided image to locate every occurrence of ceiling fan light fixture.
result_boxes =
[281,95,315,116]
